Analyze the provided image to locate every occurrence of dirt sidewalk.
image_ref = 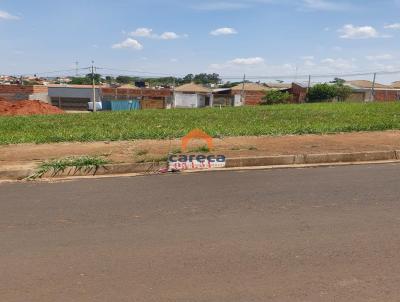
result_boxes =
[1,131,400,168]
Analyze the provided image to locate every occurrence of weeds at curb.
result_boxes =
[27,156,110,180]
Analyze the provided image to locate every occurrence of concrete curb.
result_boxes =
[1,150,400,181]
[225,151,399,168]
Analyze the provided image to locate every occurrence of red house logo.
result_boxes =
[181,129,213,151]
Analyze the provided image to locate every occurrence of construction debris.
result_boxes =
[0,98,64,116]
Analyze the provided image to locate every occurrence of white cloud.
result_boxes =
[210,27,238,36]
[384,23,400,30]
[130,27,153,37]
[338,24,379,39]
[129,28,185,40]
[365,54,394,61]
[209,57,265,71]
[160,32,180,40]
[321,57,355,70]
[229,57,265,65]
[302,0,350,11]
[0,10,19,20]
[112,38,143,50]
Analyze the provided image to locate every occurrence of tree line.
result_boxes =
[63,73,223,87]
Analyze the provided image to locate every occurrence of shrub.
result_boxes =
[307,83,353,103]
[262,90,291,105]
[335,84,353,102]
[307,83,337,103]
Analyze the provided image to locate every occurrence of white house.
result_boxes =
[174,83,213,108]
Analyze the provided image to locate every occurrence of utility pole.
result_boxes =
[172,77,176,109]
[306,75,311,102]
[91,61,97,112]
[75,61,79,77]
[241,74,246,105]
[371,72,377,102]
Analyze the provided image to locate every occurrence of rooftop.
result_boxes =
[391,81,400,88]
[231,83,271,92]
[265,82,292,89]
[345,80,389,89]
[174,83,212,93]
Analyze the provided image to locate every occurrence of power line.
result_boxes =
[98,67,185,77]
[27,67,91,76]
[14,65,400,82]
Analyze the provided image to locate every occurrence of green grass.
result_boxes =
[2,102,400,144]
[28,156,109,179]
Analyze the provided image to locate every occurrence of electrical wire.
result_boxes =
[16,66,400,81]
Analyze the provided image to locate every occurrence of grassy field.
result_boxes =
[1,102,400,144]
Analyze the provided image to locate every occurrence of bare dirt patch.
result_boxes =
[1,131,400,168]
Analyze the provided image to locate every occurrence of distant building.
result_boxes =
[391,81,400,89]
[48,85,101,111]
[174,83,213,108]
[230,83,271,106]
[265,83,292,90]
[212,88,234,107]
[345,80,400,102]
[49,85,172,111]
[290,83,308,103]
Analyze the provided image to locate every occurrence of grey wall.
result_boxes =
[48,87,101,102]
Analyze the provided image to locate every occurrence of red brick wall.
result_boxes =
[243,92,265,105]
[0,85,48,101]
[0,85,48,94]
[290,83,307,103]
[141,99,165,109]
[374,90,400,102]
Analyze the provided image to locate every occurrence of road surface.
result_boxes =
[1,164,400,302]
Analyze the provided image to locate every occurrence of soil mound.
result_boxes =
[0,99,64,116]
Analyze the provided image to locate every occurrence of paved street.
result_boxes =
[1,164,400,302]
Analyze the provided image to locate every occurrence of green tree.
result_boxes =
[182,74,194,83]
[105,76,114,85]
[86,73,102,84]
[69,77,90,85]
[116,76,138,84]
[262,90,292,105]
[193,73,221,85]
[331,77,346,85]
[335,84,353,102]
[307,83,338,102]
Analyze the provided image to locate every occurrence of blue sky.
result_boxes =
[1,0,400,82]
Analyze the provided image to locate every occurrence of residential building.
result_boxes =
[49,85,101,111]
[173,83,212,108]
[230,83,271,106]
[345,80,400,102]
[49,85,172,111]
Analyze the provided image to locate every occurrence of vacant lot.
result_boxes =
[1,102,400,144]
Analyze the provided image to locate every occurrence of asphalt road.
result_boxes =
[1,164,400,302]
